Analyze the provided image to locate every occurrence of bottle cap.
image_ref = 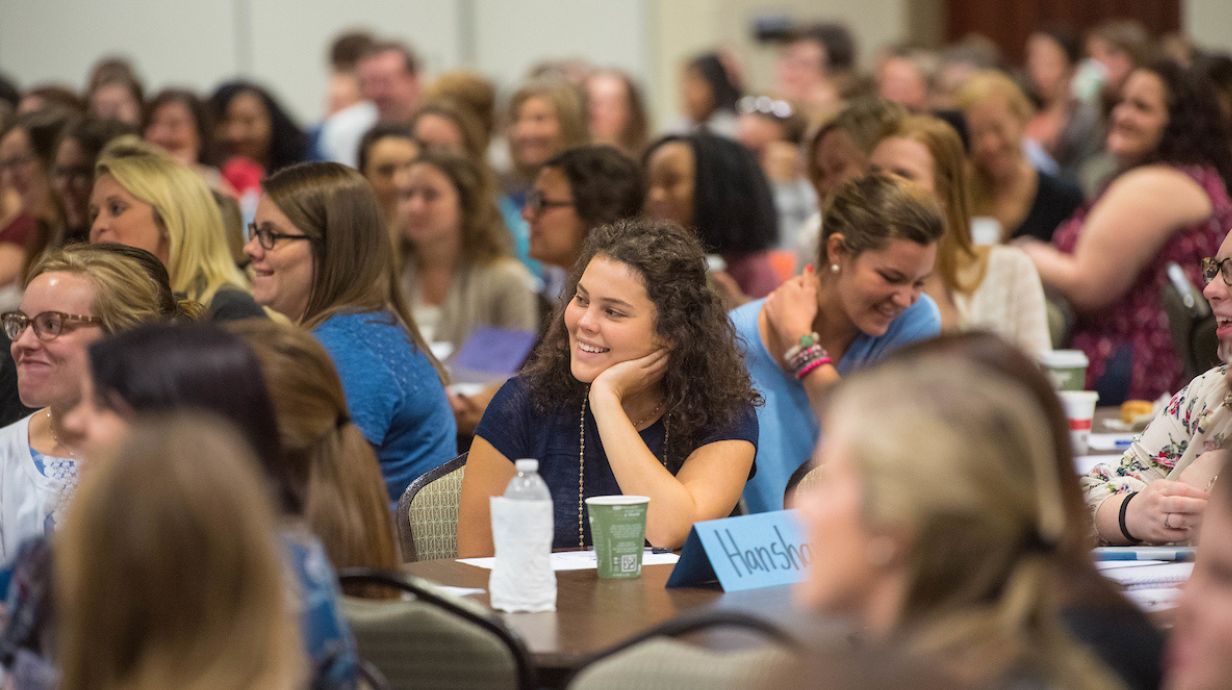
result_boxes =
[515,458,539,473]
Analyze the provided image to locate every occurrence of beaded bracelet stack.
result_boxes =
[783,332,833,380]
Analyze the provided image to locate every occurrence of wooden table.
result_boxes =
[404,559,798,686]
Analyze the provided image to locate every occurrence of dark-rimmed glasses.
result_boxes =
[247,223,314,251]
[524,189,574,217]
[1202,256,1232,286]
[1,311,103,341]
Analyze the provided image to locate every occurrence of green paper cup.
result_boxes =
[586,495,649,579]
[1039,350,1089,391]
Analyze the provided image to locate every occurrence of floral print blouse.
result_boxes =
[1081,364,1231,521]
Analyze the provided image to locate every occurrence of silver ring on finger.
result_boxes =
[1165,513,1176,530]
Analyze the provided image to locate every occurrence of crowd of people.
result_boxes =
[0,15,1231,689]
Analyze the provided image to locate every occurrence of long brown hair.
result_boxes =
[56,414,303,690]
[400,152,509,267]
[880,115,982,295]
[228,319,400,581]
[522,218,760,466]
[260,161,443,381]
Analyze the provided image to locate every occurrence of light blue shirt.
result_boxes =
[731,295,941,513]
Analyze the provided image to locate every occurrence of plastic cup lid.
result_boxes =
[1039,349,1089,368]
[585,495,649,506]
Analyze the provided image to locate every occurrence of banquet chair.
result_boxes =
[566,610,801,690]
[396,452,468,562]
[339,567,536,690]
[1162,262,1219,382]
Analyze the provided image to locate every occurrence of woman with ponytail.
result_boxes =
[228,318,400,576]
[795,354,1121,689]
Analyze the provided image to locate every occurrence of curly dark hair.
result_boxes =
[522,218,761,469]
[1137,60,1232,195]
[644,132,779,255]
[542,144,643,230]
[208,80,307,174]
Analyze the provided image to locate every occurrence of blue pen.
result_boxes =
[1114,438,1133,449]
[1094,547,1195,562]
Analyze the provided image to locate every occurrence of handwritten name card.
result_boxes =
[666,510,811,591]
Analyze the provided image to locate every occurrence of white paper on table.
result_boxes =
[1100,562,1193,590]
[1087,433,1135,452]
[1095,559,1167,570]
[1073,454,1109,475]
[458,549,680,571]
[1124,587,1182,613]
[432,585,486,597]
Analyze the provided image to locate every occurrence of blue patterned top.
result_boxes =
[313,310,457,501]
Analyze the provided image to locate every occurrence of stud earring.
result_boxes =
[830,264,840,273]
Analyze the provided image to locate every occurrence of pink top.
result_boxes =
[724,251,781,299]
[1053,165,1232,400]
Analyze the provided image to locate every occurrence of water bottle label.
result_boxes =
[489,497,556,612]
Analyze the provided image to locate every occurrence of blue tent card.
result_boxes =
[666,510,811,591]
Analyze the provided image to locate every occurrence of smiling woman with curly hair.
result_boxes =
[457,218,761,555]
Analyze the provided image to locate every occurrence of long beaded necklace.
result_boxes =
[576,389,669,548]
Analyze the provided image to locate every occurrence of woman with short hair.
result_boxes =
[0,243,195,558]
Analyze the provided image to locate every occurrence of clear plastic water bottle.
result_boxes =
[489,459,556,611]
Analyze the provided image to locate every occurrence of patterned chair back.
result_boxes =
[396,453,468,562]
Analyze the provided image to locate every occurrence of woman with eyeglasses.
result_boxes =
[0,108,75,293]
[397,151,537,349]
[90,138,264,321]
[244,161,455,502]
[49,117,136,248]
[523,145,644,296]
[0,243,195,560]
[1080,228,1232,547]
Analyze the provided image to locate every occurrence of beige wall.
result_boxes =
[648,0,918,129]
[1186,0,1232,52]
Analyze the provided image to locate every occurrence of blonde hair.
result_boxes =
[881,115,982,295]
[824,357,1119,689]
[28,243,203,332]
[955,70,1035,124]
[55,413,304,690]
[507,78,588,177]
[95,137,250,305]
[227,319,400,578]
[956,72,1035,223]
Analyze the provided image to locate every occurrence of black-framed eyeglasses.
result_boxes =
[524,190,574,216]
[1202,256,1232,286]
[1,310,103,341]
[247,223,314,251]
